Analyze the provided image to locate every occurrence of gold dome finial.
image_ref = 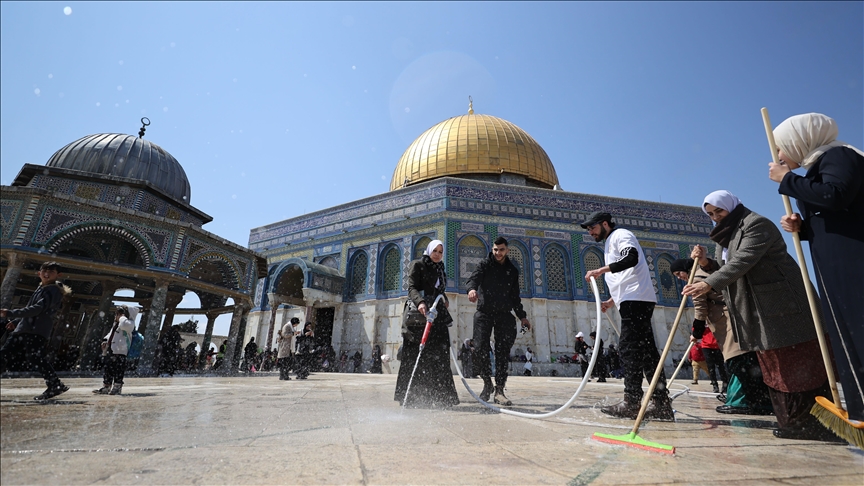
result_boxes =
[468,95,474,115]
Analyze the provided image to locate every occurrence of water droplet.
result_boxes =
[163,107,168,112]
[119,60,124,65]
[58,92,64,98]
[232,195,237,199]
[117,85,123,91]
[63,6,72,15]
[99,311,105,317]
[352,65,356,70]
[404,107,410,113]
[34,88,40,96]
[170,42,176,48]
[96,102,101,107]
[48,74,53,79]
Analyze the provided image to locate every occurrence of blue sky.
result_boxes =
[2,2,862,341]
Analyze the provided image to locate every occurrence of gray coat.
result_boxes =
[703,207,818,352]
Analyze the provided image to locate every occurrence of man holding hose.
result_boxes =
[582,212,674,421]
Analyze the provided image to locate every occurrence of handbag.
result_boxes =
[401,300,427,341]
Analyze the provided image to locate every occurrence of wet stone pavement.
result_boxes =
[1,373,862,485]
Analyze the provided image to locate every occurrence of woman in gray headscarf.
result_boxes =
[683,190,842,442]
[768,113,864,425]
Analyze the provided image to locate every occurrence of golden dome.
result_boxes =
[390,112,558,191]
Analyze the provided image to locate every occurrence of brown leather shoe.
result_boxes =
[600,399,639,419]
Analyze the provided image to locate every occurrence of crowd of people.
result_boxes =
[1,112,860,445]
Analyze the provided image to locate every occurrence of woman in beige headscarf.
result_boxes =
[768,113,864,425]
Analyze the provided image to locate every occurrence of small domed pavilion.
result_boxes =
[1,126,266,373]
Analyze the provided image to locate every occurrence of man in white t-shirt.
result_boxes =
[582,211,673,421]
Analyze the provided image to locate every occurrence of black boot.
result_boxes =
[479,377,493,402]
[600,398,640,419]
[645,396,675,422]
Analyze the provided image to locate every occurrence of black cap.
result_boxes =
[580,211,612,229]
[670,258,694,274]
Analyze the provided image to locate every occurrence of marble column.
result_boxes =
[265,293,283,351]
[138,281,169,375]
[0,252,24,310]
[197,311,219,369]
[76,284,119,370]
[224,301,250,374]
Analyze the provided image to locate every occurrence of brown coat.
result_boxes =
[703,207,819,352]
[692,260,745,361]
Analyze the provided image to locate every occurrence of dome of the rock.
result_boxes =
[390,112,558,191]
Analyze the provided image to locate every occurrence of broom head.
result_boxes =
[592,431,675,455]
[811,396,864,449]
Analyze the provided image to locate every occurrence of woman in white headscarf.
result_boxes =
[394,239,459,408]
[683,190,843,442]
[768,113,864,424]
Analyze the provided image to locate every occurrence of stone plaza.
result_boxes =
[2,372,861,485]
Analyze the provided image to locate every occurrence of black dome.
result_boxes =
[46,133,192,203]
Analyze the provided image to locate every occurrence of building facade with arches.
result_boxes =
[246,106,715,371]
[1,131,267,374]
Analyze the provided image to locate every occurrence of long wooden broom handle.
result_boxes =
[760,107,841,407]
[630,254,700,436]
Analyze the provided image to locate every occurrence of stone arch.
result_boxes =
[271,263,305,303]
[457,235,488,289]
[543,243,570,295]
[582,247,609,298]
[46,222,154,267]
[187,252,242,290]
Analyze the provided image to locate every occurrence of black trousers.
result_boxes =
[702,348,727,386]
[472,311,517,388]
[0,333,61,387]
[102,353,127,386]
[277,356,293,379]
[618,301,668,403]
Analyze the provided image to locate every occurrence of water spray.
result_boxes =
[401,294,446,411]
[449,277,606,419]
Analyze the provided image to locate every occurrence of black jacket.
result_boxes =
[465,253,526,318]
[8,282,65,338]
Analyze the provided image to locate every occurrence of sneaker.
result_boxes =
[109,384,122,395]
[35,384,69,401]
[716,393,727,403]
[691,381,699,385]
[596,378,607,383]
[712,383,720,394]
[493,387,512,406]
[92,386,110,394]
[479,378,493,402]
[645,397,675,422]
[600,399,640,419]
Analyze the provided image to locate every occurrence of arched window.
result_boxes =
[545,245,568,293]
[349,251,368,296]
[656,255,678,303]
[583,248,609,298]
[508,242,528,292]
[414,236,432,260]
[381,246,401,292]
[319,256,338,269]
[458,235,487,289]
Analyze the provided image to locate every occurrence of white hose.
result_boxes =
[448,277,605,418]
